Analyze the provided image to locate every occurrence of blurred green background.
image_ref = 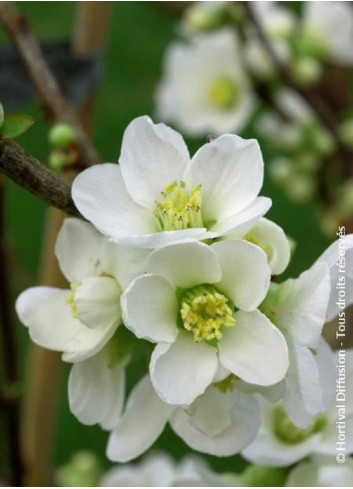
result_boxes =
[1,1,330,477]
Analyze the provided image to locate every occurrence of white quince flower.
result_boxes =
[155,29,255,137]
[286,456,353,487]
[101,451,233,487]
[107,375,260,462]
[16,218,148,427]
[243,346,353,467]
[122,239,289,406]
[72,116,271,249]
[317,233,353,321]
[303,2,353,66]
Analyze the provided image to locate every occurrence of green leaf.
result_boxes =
[1,114,34,139]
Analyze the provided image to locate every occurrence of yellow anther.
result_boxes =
[244,233,272,258]
[207,75,239,110]
[155,181,203,231]
[180,285,235,343]
[215,374,235,393]
[66,283,80,318]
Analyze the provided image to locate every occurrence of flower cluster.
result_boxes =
[17,117,353,472]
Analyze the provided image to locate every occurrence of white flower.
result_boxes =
[122,239,289,406]
[72,116,271,249]
[317,233,353,321]
[303,2,353,66]
[16,218,148,428]
[286,456,353,487]
[242,346,353,467]
[106,375,260,462]
[155,29,255,137]
[101,451,233,487]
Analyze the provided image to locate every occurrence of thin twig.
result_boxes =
[0,137,78,216]
[0,1,101,168]
[0,175,23,486]
[242,2,353,172]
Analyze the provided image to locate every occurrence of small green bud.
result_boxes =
[294,26,331,60]
[184,3,225,31]
[336,179,353,217]
[297,152,320,172]
[49,123,76,149]
[49,150,66,171]
[269,157,293,183]
[56,451,101,487]
[285,174,314,203]
[0,103,4,129]
[291,56,322,86]
[242,465,289,487]
[320,211,340,237]
[313,128,334,156]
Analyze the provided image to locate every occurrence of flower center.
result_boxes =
[154,180,203,231]
[273,406,326,444]
[179,285,235,343]
[67,283,79,318]
[207,75,239,110]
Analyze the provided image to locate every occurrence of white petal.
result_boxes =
[55,218,104,283]
[219,310,289,386]
[72,163,155,242]
[246,218,291,275]
[99,241,150,290]
[275,262,331,348]
[150,331,218,405]
[210,197,272,237]
[74,276,121,329]
[122,274,178,343]
[106,376,174,462]
[283,340,322,428]
[20,289,117,362]
[212,240,271,311]
[171,389,260,456]
[119,116,189,209]
[117,227,209,249]
[317,234,353,321]
[185,134,265,223]
[146,240,221,288]
[16,286,59,326]
[68,348,125,428]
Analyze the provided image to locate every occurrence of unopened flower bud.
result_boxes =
[270,157,293,183]
[49,150,66,171]
[184,3,225,31]
[286,174,314,203]
[291,56,322,86]
[49,123,76,149]
[294,26,330,60]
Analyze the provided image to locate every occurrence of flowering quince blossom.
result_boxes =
[101,452,233,487]
[16,218,148,428]
[121,239,289,406]
[286,456,353,487]
[72,116,271,249]
[243,346,353,467]
[107,375,260,461]
[155,29,255,136]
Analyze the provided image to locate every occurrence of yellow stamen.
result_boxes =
[180,285,235,343]
[207,75,239,110]
[66,283,80,318]
[214,374,235,393]
[155,181,203,231]
[244,233,272,258]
